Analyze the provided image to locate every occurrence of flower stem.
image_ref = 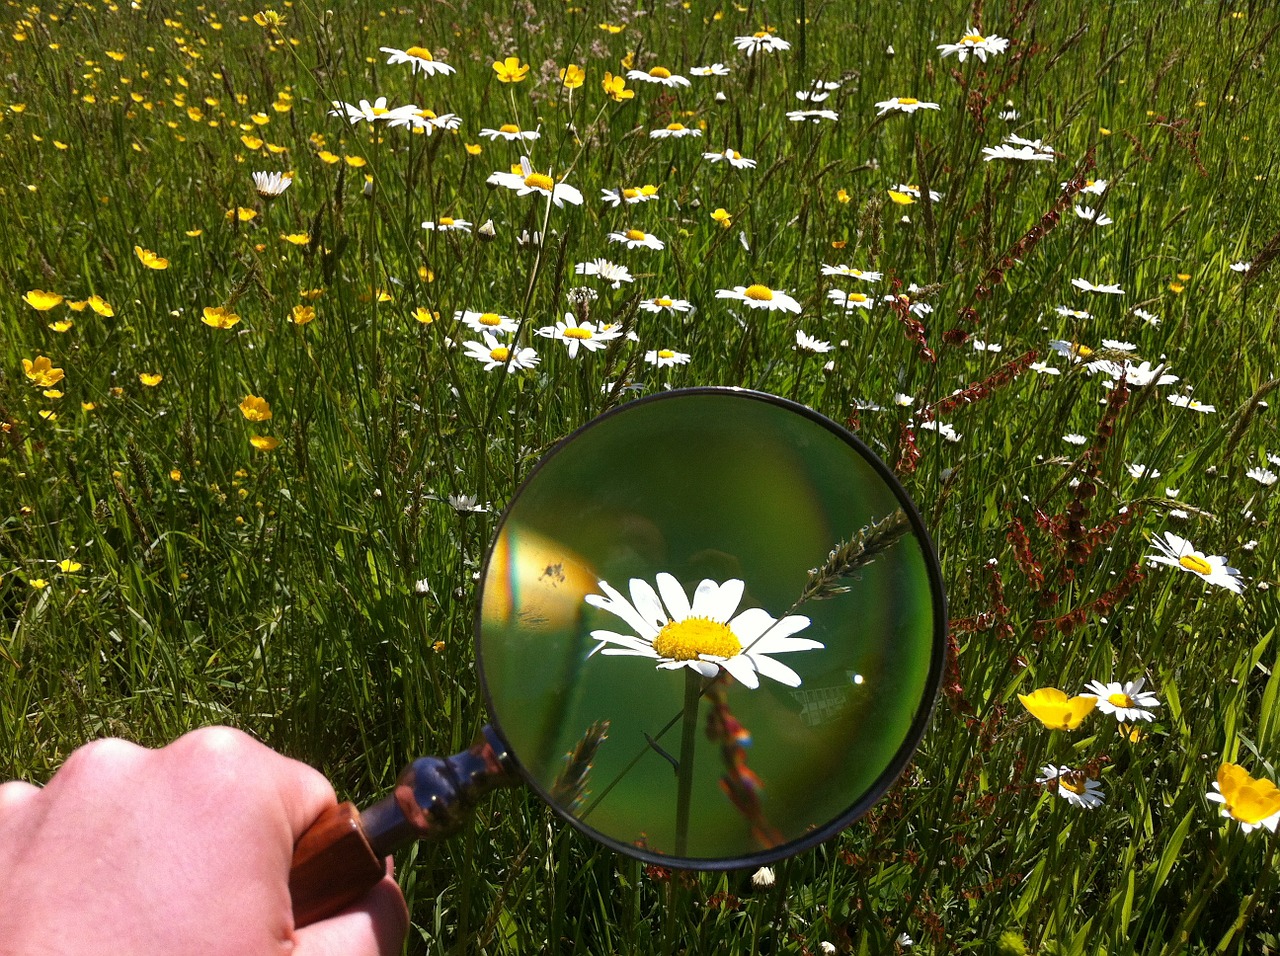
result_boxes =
[674,669,702,855]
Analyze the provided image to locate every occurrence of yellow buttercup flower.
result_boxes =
[250,434,280,451]
[711,207,732,228]
[602,71,634,102]
[281,232,310,245]
[1018,687,1097,730]
[57,559,82,573]
[67,300,89,312]
[48,319,74,333]
[560,63,585,89]
[888,189,915,205]
[23,289,64,311]
[87,295,114,316]
[202,306,242,329]
[239,394,272,421]
[139,372,164,387]
[413,307,437,324]
[492,56,530,83]
[291,305,316,325]
[135,246,169,270]
[23,356,65,388]
[1210,763,1280,831]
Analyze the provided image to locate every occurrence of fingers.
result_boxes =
[291,875,409,956]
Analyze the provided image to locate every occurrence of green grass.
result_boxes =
[4,0,1280,952]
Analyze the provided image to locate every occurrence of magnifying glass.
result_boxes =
[289,388,946,925]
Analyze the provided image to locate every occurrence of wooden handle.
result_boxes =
[289,801,385,927]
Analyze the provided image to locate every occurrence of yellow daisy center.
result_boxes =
[625,229,647,241]
[849,293,868,303]
[622,187,639,199]
[499,123,520,134]
[753,31,769,38]
[744,284,774,301]
[1107,692,1135,708]
[405,46,433,60]
[652,617,742,661]
[1076,344,1093,357]
[372,106,389,116]
[666,122,685,131]
[563,326,593,340]
[658,349,676,359]
[649,66,672,78]
[1058,773,1087,796]
[898,97,919,105]
[962,33,985,43]
[439,216,455,226]
[479,313,503,326]
[655,297,673,307]
[1179,554,1212,575]
[523,172,555,191]
[489,346,511,361]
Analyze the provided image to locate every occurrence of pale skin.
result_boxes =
[0,727,408,956]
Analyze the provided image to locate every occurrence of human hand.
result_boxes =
[0,727,407,956]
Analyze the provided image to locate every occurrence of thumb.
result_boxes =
[291,873,408,956]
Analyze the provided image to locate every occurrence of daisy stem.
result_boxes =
[674,668,702,856]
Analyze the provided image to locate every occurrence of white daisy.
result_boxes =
[1063,433,1087,445]
[1146,531,1242,593]
[379,46,456,76]
[937,28,1010,62]
[972,339,1003,352]
[329,97,409,124]
[1055,306,1094,320]
[716,283,802,313]
[690,63,731,76]
[821,265,881,282]
[1108,361,1177,388]
[644,348,691,367]
[786,109,839,123]
[600,185,661,206]
[874,97,940,116]
[627,66,691,88]
[893,393,915,407]
[1037,766,1105,809]
[1074,178,1109,195]
[536,314,622,358]
[585,573,821,689]
[1074,205,1114,225]
[574,258,634,288]
[885,294,933,317]
[828,289,875,311]
[1246,467,1277,486]
[422,216,472,233]
[1134,308,1160,327]
[702,148,757,169]
[479,123,540,141]
[918,420,961,442]
[487,157,583,207]
[649,123,702,139]
[891,183,942,202]
[640,296,692,314]
[1072,277,1125,295]
[1101,339,1136,351]
[607,228,665,251]
[384,108,462,131]
[1167,394,1216,413]
[252,170,292,197]
[455,310,518,335]
[461,332,539,372]
[1230,261,1252,273]
[1083,678,1160,722]
[733,32,792,55]
[796,330,833,353]
[1029,362,1061,375]
[983,136,1055,161]
[1126,462,1161,479]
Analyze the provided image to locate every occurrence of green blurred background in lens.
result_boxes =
[479,392,940,863]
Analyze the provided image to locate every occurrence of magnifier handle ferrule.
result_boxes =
[289,725,518,927]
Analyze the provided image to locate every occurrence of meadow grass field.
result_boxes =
[4,0,1280,952]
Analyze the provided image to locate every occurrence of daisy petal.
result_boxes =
[717,654,761,688]
[655,572,692,620]
[749,653,804,687]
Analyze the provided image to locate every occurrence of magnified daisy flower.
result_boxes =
[585,573,820,689]
[607,228,665,250]
[640,296,692,314]
[479,123,540,141]
[379,46,456,76]
[1071,277,1125,295]
[1083,677,1160,722]
[1146,531,1242,592]
[1247,466,1278,486]
[874,97,940,116]
[649,122,702,139]
[601,184,661,206]
[716,283,802,313]
[734,32,792,55]
[1209,763,1280,833]
[690,63,731,76]
[644,347,691,367]
[627,66,691,88]
[536,314,622,358]
[455,310,518,335]
[703,148,757,169]
[1037,765,1105,809]
[1167,394,1216,413]
[252,171,292,197]
[786,109,839,123]
[821,265,881,282]
[422,216,472,233]
[461,332,539,372]
[487,157,583,207]
[1074,205,1113,225]
[574,258,634,288]
[937,27,1009,62]
[796,330,833,353]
